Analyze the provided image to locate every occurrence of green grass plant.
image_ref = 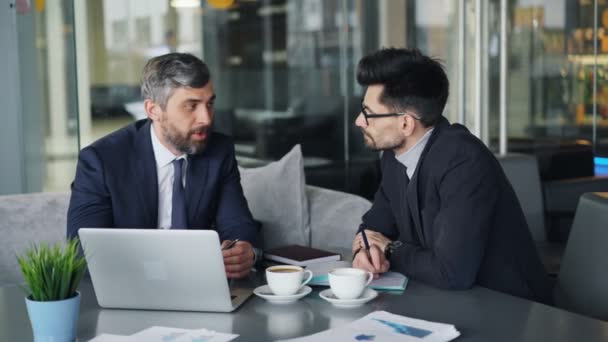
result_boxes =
[17,239,87,301]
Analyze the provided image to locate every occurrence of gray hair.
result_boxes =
[141,53,211,110]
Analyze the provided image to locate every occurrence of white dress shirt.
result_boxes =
[150,124,187,229]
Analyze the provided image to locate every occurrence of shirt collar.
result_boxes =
[395,128,434,176]
[150,123,187,168]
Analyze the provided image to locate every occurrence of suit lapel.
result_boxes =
[133,120,159,227]
[186,153,209,227]
[406,163,424,246]
[390,155,411,237]
[406,117,450,247]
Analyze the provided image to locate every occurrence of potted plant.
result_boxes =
[17,238,87,342]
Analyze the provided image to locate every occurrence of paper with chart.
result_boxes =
[87,335,133,342]
[307,261,408,291]
[87,326,238,342]
[277,310,460,342]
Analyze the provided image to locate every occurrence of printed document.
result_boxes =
[277,310,460,342]
[87,326,238,342]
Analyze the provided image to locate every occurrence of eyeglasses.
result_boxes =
[359,102,421,126]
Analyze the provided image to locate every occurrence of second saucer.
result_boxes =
[319,288,378,308]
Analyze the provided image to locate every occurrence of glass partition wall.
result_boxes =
[199,0,380,195]
[76,0,382,197]
[3,0,606,195]
[3,0,80,194]
[411,0,606,175]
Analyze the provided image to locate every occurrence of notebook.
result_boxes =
[306,260,408,291]
[264,245,341,266]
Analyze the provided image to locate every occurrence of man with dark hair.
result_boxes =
[68,53,259,279]
[351,48,552,303]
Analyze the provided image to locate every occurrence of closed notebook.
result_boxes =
[264,245,341,266]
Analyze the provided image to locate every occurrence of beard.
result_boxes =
[160,119,210,155]
[360,128,403,151]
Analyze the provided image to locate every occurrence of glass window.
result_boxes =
[8,0,604,196]
[76,0,381,197]
[408,0,605,176]
[9,0,80,193]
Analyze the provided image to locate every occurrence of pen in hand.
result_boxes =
[222,239,239,286]
[222,239,240,251]
[360,229,372,260]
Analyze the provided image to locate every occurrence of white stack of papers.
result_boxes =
[87,326,239,342]
[277,311,460,342]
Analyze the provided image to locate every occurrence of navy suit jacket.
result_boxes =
[67,119,258,244]
[363,117,553,304]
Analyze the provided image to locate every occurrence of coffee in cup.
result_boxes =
[328,267,373,300]
[266,265,313,296]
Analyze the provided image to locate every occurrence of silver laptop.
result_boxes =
[79,228,253,312]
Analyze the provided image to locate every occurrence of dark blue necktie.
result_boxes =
[171,159,188,229]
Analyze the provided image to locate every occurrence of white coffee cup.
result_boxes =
[266,265,313,296]
[328,267,373,300]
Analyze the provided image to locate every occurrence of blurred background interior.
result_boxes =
[2,0,608,244]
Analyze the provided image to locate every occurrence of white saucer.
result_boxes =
[253,285,312,304]
[319,288,378,308]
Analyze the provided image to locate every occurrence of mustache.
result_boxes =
[189,126,210,135]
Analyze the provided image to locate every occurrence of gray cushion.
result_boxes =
[497,153,546,241]
[555,192,608,320]
[307,185,371,256]
[0,192,69,285]
[239,145,310,250]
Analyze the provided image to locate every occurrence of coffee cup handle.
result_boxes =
[300,270,313,289]
[365,272,374,286]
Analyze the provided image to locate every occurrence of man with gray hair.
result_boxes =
[68,53,259,279]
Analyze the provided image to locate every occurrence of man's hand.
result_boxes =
[352,244,389,279]
[352,229,391,253]
[221,240,255,279]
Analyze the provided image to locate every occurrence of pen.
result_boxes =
[360,228,372,260]
[222,239,239,251]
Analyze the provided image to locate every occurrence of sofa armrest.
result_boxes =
[0,192,70,286]
[306,185,372,256]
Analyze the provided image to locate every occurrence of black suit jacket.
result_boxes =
[363,117,552,304]
[67,119,258,244]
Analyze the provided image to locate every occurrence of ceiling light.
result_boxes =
[170,0,201,8]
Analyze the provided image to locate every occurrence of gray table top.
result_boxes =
[2,277,607,342]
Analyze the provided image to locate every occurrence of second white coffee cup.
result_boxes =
[266,265,313,296]
[328,267,373,300]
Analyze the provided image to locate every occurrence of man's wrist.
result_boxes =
[252,247,263,264]
[383,240,403,259]
[382,242,391,259]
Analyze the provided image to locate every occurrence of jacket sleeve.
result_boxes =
[360,154,399,240]
[389,155,498,290]
[213,144,259,245]
[67,147,115,239]
[361,183,399,240]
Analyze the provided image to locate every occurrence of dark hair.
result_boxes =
[356,48,449,127]
[141,53,210,109]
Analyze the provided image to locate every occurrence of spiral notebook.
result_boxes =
[306,260,408,291]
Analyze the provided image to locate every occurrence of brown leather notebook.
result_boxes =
[264,245,341,266]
